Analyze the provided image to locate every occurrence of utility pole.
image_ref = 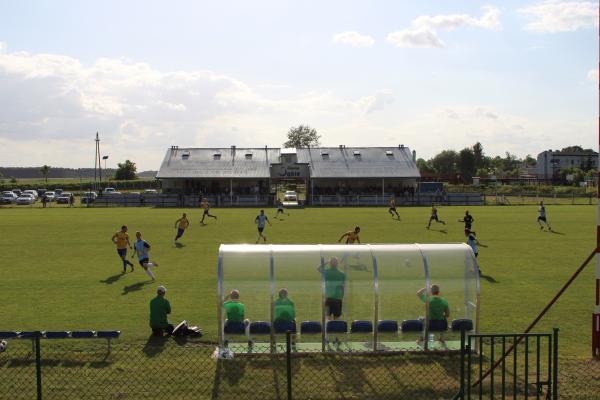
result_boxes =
[94,133,102,192]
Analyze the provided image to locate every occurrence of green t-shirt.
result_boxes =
[149,296,171,329]
[324,267,346,300]
[224,300,245,322]
[420,294,449,320]
[274,298,296,322]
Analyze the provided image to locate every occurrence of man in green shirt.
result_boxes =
[274,288,296,323]
[223,289,247,323]
[318,257,346,320]
[416,284,450,343]
[149,285,173,336]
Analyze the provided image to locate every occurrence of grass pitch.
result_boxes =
[1,205,597,358]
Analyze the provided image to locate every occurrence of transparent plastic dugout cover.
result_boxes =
[217,244,479,351]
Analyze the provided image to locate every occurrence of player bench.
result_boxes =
[0,330,121,353]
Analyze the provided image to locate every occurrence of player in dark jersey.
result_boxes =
[388,197,400,220]
[274,200,288,219]
[426,205,446,229]
[459,210,474,233]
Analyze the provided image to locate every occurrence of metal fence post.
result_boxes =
[35,334,42,400]
[553,328,559,400]
[286,331,292,400]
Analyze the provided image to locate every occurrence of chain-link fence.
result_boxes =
[1,335,599,399]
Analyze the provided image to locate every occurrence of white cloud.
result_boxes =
[332,31,375,48]
[588,68,599,83]
[520,1,598,32]
[413,5,501,31]
[387,6,500,48]
[386,28,443,48]
[0,42,6,54]
[0,45,399,169]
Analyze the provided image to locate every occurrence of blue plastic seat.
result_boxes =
[224,321,246,335]
[71,331,96,338]
[428,319,448,332]
[249,321,271,335]
[0,332,19,339]
[351,320,373,333]
[96,331,120,339]
[300,321,322,334]
[401,320,423,332]
[326,320,347,333]
[45,331,70,339]
[377,320,399,333]
[451,319,473,332]
[274,320,296,334]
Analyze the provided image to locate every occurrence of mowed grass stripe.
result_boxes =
[1,205,596,358]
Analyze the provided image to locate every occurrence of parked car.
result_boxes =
[12,189,22,196]
[23,190,38,199]
[43,191,56,201]
[104,187,116,194]
[104,191,122,196]
[37,189,47,196]
[16,193,36,205]
[144,189,158,195]
[80,192,97,204]
[1,192,18,204]
[54,188,63,196]
[56,193,73,204]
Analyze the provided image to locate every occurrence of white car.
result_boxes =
[16,193,36,205]
[43,191,56,201]
[23,190,38,199]
[104,187,116,194]
[144,189,158,195]
[282,191,300,207]
[1,192,18,204]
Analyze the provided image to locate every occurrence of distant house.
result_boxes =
[537,149,597,180]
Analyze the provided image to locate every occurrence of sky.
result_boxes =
[0,0,597,170]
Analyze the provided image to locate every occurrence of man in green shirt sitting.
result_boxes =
[149,285,174,336]
[223,289,248,325]
[416,284,450,343]
[274,288,296,323]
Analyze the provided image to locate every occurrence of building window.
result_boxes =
[245,152,253,159]
[213,153,221,160]
[182,152,190,160]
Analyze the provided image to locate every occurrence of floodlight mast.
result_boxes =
[595,44,600,358]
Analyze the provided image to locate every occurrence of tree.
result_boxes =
[524,154,537,166]
[472,142,485,169]
[431,150,458,177]
[457,148,476,182]
[40,165,50,184]
[114,160,137,180]
[560,146,584,153]
[416,158,436,175]
[283,125,320,148]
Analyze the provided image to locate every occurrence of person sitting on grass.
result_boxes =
[416,284,450,344]
[149,285,174,337]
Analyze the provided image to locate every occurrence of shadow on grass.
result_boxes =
[549,230,565,235]
[142,335,168,358]
[480,273,499,283]
[100,273,124,285]
[174,242,186,248]
[121,281,152,295]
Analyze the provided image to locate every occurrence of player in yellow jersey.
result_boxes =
[388,197,400,220]
[338,226,361,244]
[174,213,190,242]
[200,198,217,224]
[111,225,135,273]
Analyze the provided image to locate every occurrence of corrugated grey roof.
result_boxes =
[296,147,419,178]
[156,146,420,179]
[156,147,280,179]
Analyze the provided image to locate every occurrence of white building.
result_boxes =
[537,149,597,180]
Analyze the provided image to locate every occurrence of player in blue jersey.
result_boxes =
[255,209,272,243]
[465,229,485,275]
[132,231,158,281]
[537,201,552,231]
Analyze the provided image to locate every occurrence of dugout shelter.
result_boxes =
[217,244,479,353]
